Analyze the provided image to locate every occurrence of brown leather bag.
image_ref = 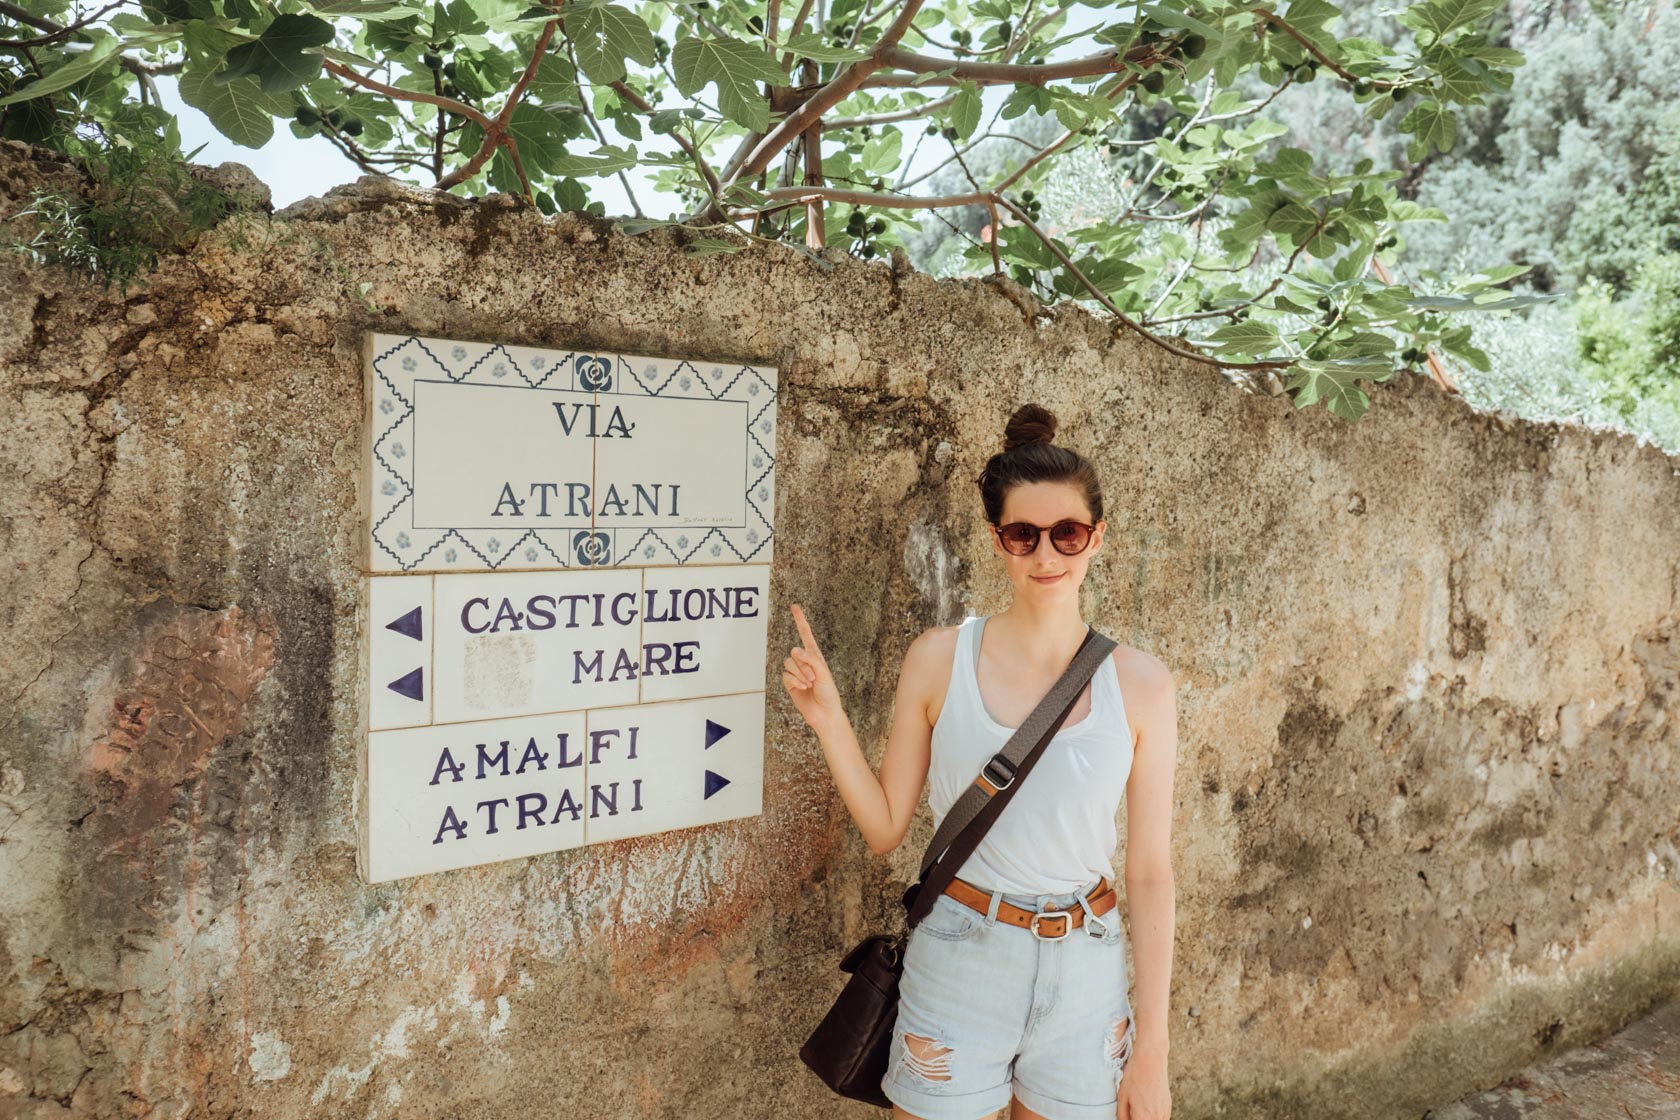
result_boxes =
[799,625,1118,1107]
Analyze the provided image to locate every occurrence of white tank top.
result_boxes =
[927,614,1135,896]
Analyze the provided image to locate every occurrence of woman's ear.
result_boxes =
[986,525,1002,559]
[1090,519,1107,556]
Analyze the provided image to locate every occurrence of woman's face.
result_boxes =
[988,480,1106,600]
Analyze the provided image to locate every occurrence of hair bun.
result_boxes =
[1003,403,1058,452]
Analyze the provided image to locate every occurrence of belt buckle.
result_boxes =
[1029,908,1073,941]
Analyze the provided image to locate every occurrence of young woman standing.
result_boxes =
[783,403,1177,1120]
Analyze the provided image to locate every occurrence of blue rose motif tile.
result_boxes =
[643,545,656,558]
[493,362,508,378]
[487,537,501,552]
[395,532,411,549]
[381,480,397,496]
[757,486,768,500]
[532,355,548,370]
[573,531,610,565]
[746,529,759,543]
[710,542,722,557]
[379,398,395,414]
[445,547,458,563]
[401,356,416,371]
[679,375,691,390]
[392,443,406,459]
[577,355,612,391]
[752,454,763,468]
[452,346,467,361]
[525,546,538,561]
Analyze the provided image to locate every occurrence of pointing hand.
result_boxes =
[782,603,843,734]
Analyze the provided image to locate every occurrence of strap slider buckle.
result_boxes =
[978,753,1016,793]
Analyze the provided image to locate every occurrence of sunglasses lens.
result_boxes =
[999,524,1037,554]
[1051,521,1091,554]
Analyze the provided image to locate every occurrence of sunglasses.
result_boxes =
[992,519,1096,556]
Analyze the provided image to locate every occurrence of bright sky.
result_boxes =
[164,7,1112,214]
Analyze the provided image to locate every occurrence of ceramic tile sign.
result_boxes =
[360,563,770,881]
[424,565,771,725]
[358,333,776,884]
[363,333,777,573]
[364,694,765,882]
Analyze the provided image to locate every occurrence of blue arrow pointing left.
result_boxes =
[386,606,423,641]
[388,667,423,701]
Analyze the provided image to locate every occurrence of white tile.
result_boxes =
[366,333,591,574]
[365,712,590,882]
[583,691,766,845]
[409,379,597,533]
[602,354,777,569]
[637,564,770,703]
[431,568,644,722]
[367,574,433,730]
[589,391,748,534]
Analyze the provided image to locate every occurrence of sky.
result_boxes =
[162,7,1111,215]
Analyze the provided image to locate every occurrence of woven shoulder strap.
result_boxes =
[901,625,1118,927]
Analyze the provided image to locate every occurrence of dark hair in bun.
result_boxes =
[1003,403,1058,452]
[976,403,1104,526]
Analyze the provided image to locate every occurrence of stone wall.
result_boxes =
[2,141,1677,1119]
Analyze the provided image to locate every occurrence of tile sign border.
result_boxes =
[363,332,777,574]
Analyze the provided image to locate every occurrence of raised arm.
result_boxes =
[782,604,948,856]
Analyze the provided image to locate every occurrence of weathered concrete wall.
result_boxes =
[1,139,1677,1119]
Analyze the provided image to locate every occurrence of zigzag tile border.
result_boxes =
[365,334,778,573]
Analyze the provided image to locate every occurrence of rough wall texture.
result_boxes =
[1,139,1677,1120]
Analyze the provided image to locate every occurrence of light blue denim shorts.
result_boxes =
[880,875,1139,1120]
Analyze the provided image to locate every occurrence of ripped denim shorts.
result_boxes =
[880,875,1139,1120]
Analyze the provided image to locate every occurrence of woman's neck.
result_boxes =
[988,600,1088,675]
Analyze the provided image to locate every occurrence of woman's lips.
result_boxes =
[1031,573,1065,583]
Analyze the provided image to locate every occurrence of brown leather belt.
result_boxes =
[941,875,1118,940]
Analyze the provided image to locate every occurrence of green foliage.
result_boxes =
[1451,295,1680,456]
[1573,252,1680,423]
[3,110,241,287]
[0,0,1540,418]
[1397,1,1680,296]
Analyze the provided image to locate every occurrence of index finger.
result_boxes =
[790,603,825,658]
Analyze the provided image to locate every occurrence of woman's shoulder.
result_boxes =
[1105,642,1176,728]
[900,621,970,689]
[900,623,966,727]
[905,621,964,666]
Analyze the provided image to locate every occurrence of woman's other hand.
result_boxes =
[782,603,844,734]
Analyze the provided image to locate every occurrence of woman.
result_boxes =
[782,403,1177,1120]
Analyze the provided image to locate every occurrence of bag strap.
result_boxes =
[900,623,1118,928]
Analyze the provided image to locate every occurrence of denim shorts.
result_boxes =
[881,875,1139,1120]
